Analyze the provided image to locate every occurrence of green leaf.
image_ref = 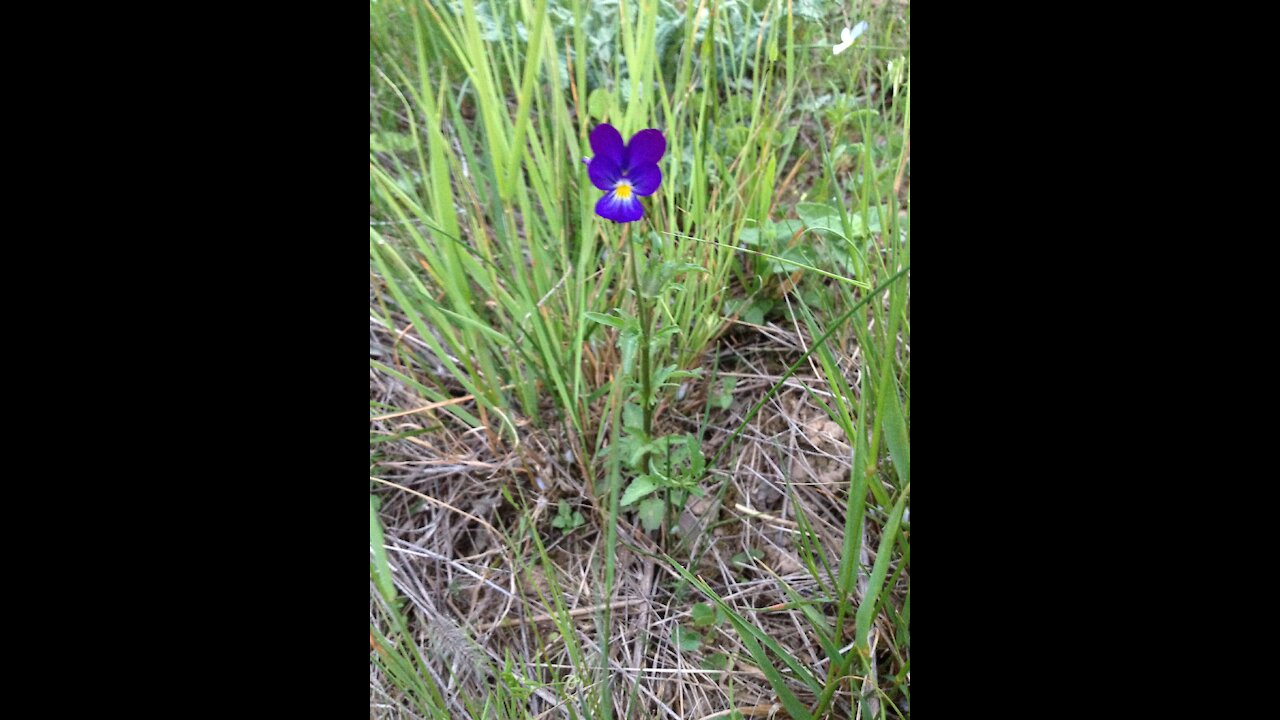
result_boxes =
[370,495,398,604]
[701,652,730,671]
[587,87,610,121]
[622,402,644,432]
[742,299,770,326]
[854,487,910,654]
[796,202,849,241]
[689,441,706,478]
[637,496,665,531]
[844,108,880,123]
[691,602,717,628]
[881,387,910,485]
[369,131,417,153]
[619,328,639,376]
[672,625,702,652]
[766,246,818,275]
[772,218,805,241]
[627,440,654,468]
[642,261,709,298]
[621,475,659,506]
[710,376,737,410]
[551,500,584,532]
[584,311,625,330]
[864,204,885,234]
[649,325,682,348]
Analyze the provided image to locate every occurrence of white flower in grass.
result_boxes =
[833,21,869,55]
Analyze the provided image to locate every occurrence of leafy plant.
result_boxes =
[551,500,585,533]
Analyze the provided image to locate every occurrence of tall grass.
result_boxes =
[371,0,909,716]
[371,0,800,441]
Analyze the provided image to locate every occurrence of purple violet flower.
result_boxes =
[585,123,665,223]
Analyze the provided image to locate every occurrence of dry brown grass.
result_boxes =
[370,296,909,719]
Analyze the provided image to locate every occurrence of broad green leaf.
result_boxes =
[796,202,850,241]
[743,299,769,326]
[622,402,644,432]
[621,475,658,506]
[773,218,805,240]
[691,602,717,627]
[672,625,702,652]
[627,440,654,468]
[638,496,665,531]
[588,87,610,121]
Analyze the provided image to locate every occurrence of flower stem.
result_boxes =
[625,223,654,465]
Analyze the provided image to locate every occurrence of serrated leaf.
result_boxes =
[638,496,665,530]
[621,475,658,506]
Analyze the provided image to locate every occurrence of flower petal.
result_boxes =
[627,163,662,196]
[595,190,644,223]
[590,123,625,165]
[624,129,666,169]
[588,155,622,191]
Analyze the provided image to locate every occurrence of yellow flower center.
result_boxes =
[614,180,634,199]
